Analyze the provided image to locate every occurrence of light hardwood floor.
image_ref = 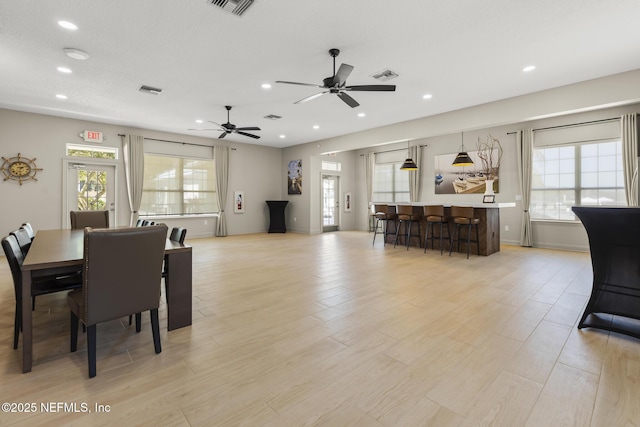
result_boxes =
[1,231,639,426]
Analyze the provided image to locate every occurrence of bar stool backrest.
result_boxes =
[451,206,474,220]
[397,205,413,217]
[424,205,445,219]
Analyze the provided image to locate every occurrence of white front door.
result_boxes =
[65,161,116,228]
[322,174,339,232]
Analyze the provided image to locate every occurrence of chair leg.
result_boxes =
[128,314,133,326]
[14,302,21,350]
[32,296,36,311]
[394,221,401,248]
[70,311,79,352]
[439,222,444,255]
[466,223,472,259]
[87,325,97,378]
[449,225,455,256]
[406,221,411,250]
[151,309,162,354]
[424,222,430,253]
[135,313,142,333]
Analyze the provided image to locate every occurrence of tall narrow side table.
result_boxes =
[266,200,288,233]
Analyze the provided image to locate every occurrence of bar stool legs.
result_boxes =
[424,220,450,255]
[449,206,480,259]
[394,205,422,250]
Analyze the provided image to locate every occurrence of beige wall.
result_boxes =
[3,69,640,250]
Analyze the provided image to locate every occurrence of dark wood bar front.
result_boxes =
[383,204,510,256]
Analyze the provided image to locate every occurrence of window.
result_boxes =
[372,162,409,202]
[531,140,626,220]
[140,155,218,216]
[66,144,117,159]
[322,160,341,171]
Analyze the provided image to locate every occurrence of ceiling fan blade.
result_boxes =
[346,84,396,92]
[188,128,222,131]
[337,91,360,108]
[235,126,261,131]
[332,63,354,86]
[218,132,228,139]
[276,80,323,88]
[236,131,261,139]
[208,121,223,127]
[294,91,327,104]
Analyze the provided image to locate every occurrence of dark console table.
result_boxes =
[266,200,288,233]
[573,206,640,339]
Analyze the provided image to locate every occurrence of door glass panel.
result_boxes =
[76,169,108,210]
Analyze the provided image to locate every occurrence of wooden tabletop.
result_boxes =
[22,228,191,271]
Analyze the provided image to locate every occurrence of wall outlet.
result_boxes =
[504,225,509,231]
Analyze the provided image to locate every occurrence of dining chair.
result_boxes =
[21,223,35,241]
[2,234,82,349]
[68,225,168,378]
[70,210,109,229]
[10,228,32,256]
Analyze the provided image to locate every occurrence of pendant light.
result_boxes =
[400,140,418,170]
[452,131,474,166]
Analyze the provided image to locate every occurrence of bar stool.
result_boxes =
[449,206,480,259]
[372,204,389,245]
[423,205,450,255]
[394,205,422,250]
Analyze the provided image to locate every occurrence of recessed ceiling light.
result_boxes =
[358,112,366,117]
[313,125,319,130]
[56,94,68,100]
[57,20,78,30]
[195,119,203,124]
[523,65,536,72]
[261,83,272,89]
[422,93,433,99]
[279,135,286,139]
[64,48,89,60]
[57,66,72,74]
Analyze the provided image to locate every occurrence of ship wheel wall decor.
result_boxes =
[1,153,43,185]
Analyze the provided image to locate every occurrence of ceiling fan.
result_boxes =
[276,48,396,108]
[189,105,261,139]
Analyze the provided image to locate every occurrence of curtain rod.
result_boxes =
[506,117,619,135]
[359,144,428,156]
[117,134,236,150]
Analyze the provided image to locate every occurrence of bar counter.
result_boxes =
[379,202,515,256]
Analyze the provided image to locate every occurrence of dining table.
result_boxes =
[19,228,192,373]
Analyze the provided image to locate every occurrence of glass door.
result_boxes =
[66,162,116,228]
[322,174,339,232]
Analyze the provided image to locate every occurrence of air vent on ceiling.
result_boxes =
[264,114,282,120]
[138,85,163,95]
[370,69,399,81]
[208,0,254,16]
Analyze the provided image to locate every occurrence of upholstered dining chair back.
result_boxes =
[10,228,32,256]
[75,225,167,325]
[169,227,187,244]
[20,223,35,240]
[70,210,109,230]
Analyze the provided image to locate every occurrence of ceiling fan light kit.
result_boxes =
[276,48,396,108]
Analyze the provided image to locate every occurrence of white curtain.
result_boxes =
[408,145,421,202]
[364,151,375,210]
[214,145,230,236]
[516,129,533,247]
[121,134,144,226]
[622,113,638,206]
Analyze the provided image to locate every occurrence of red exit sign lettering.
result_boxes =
[81,130,104,143]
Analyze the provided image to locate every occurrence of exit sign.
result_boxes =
[80,130,104,143]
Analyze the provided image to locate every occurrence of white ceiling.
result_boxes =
[2,0,640,148]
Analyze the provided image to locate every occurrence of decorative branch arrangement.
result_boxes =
[476,134,503,179]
